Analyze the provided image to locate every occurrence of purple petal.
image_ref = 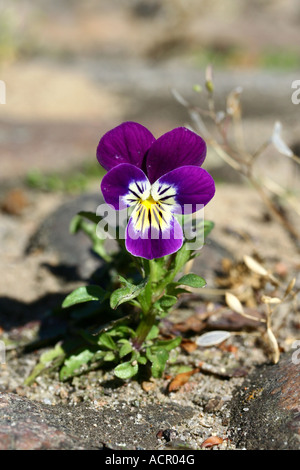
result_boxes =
[97,121,156,171]
[101,163,149,210]
[154,165,215,214]
[146,127,206,183]
[125,215,183,260]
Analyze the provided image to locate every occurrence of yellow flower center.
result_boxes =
[140,195,157,210]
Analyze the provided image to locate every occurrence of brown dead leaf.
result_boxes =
[180,339,198,353]
[168,368,199,392]
[1,188,29,215]
[201,436,223,448]
[172,314,207,334]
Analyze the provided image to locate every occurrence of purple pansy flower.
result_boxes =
[97,122,215,260]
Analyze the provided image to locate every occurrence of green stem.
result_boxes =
[133,309,157,350]
[133,259,158,350]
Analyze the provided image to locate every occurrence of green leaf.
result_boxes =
[155,336,182,351]
[154,295,177,310]
[24,344,65,385]
[69,214,83,234]
[103,351,116,362]
[173,245,192,275]
[203,220,214,239]
[146,347,169,378]
[114,326,136,338]
[77,211,103,225]
[59,349,95,381]
[145,325,160,341]
[69,214,111,262]
[166,282,190,296]
[98,332,116,350]
[62,285,107,308]
[177,273,206,288]
[40,344,65,364]
[137,355,147,365]
[110,278,147,310]
[119,340,133,358]
[114,360,139,379]
[138,281,152,314]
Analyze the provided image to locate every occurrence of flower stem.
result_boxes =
[133,259,159,350]
[133,309,156,350]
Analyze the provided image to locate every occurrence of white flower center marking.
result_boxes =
[123,180,177,233]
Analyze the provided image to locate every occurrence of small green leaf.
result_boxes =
[155,336,182,351]
[77,211,103,225]
[115,326,136,338]
[138,282,152,314]
[69,214,83,234]
[114,360,139,379]
[137,355,147,365]
[177,273,206,288]
[59,349,94,381]
[119,340,133,358]
[146,347,169,378]
[110,278,147,309]
[24,345,65,385]
[154,295,177,310]
[69,214,111,262]
[173,245,192,275]
[203,220,214,239]
[166,282,190,296]
[145,325,160,341]
[103,351,116,362]
[62,285,107,308]
[40,344,65,365]
[98,332,116,350]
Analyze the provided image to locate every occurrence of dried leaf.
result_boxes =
[172,314,206,333]
[283,278,296,298]
[171,88,189,107]
[243,255,268,276]
[180,339,198,353]
[226,86,243,117]
[261,295,281,304]
[225,293,266,323]
[225,292,245,315]
[1,188,29,215]
[196,330,231,347]
[201,436,223,448]
[271,121,293,157]
[266,328,280,364]
[168,369,199,392]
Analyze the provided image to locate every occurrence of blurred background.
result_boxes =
[0,0,300,308]
[1,0,300,182]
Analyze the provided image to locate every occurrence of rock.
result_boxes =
[26,193,115,280]
[229,351,300,450]
[0,391,194,450]
[0,392,98,450]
